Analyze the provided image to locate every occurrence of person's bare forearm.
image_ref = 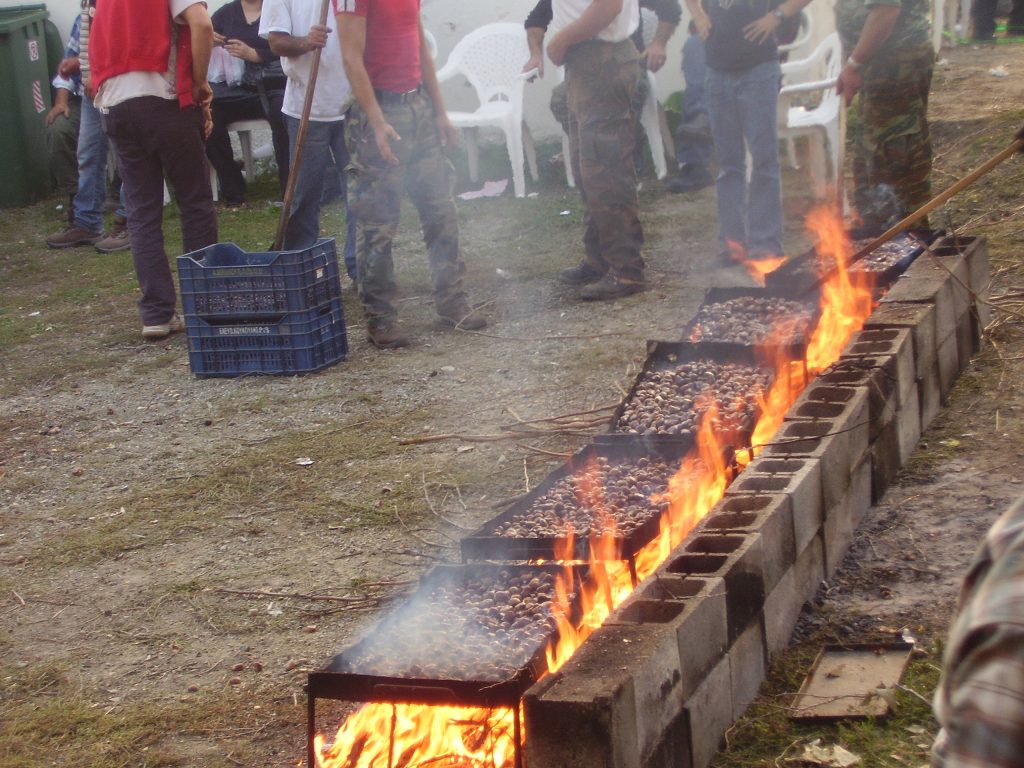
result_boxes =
[527,25,546,58]
[337,14,384,127]
[419,23,448,117]
[182,4,214,85]
[847,5,901,65]
[269,31,319,58]
[652,19,676,48]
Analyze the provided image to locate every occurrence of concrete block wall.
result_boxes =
[524,237,988,768]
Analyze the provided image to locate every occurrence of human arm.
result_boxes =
[46,87,72,126]
[547,0,625,67]
[640,0,681,71]
[180,3,215,135]
[336,11,401,165]
[268,25,330,58]
[684,0,711,40]
[418,18,457,149]
[742,0,813,45]
[525,26,547,76]
[835,3,901,104]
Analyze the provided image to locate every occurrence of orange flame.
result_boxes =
[726,238,788,287]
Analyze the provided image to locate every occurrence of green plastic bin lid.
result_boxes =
[0,5,49,33]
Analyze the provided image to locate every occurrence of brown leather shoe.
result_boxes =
[437,300,487,331]
[95,219,131,253]
[578,275,646,301]
[46,225,103,249]
[367,321,410,349]
[557,262,605,286]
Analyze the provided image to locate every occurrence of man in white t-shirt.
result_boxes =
[260,0,355,277]
[547,0,647,301]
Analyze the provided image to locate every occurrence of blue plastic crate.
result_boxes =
[185,299,348,377]
[177,238,341,318]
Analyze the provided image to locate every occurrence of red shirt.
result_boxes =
[335,0,421,93]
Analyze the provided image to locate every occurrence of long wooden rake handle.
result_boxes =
[851,134,1024,261]
[273,0,332,251]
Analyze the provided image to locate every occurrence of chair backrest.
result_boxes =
[779,32,843,126]
[437,22,531,108]
[778,9,813,55]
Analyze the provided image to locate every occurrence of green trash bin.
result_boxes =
[0,5,55,208]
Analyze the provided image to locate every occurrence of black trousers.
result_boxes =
[206,88,290,202]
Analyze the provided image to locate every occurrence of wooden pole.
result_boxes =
[273,0,332,251]
[851,135,1024,261]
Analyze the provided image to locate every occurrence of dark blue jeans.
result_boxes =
[284,115,356,279]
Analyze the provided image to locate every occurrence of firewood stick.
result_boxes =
[272,0,331,251]
[852,134,1024,261]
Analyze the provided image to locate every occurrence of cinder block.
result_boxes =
[727,458,824,547]
[525,657,638,768]
[683,655,733,768]
[863,301,937,381]
[641,708,693,768]
[702,492,797,594]
[822,457,872,575]
[951,235,991,329]
[937,332,960,402]
[882,258,957,342]
[673,533,765,644]
[868,421,899,503]
[956,307,979,366]
[729,619,767,719]
[842,328,916,410]
[763,534,824,657]
[896,378,922,463]
[926,246,972,325]
[919,358,942,430]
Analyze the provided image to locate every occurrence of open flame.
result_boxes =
[726,238,788,287]
[312,205,881,767]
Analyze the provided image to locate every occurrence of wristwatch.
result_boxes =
[772,8,786,21]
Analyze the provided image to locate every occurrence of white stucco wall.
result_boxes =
[7,0,838,141]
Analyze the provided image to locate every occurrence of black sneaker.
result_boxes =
[558,262,606,286]
[665,165,714,194]
[579,275,646,301]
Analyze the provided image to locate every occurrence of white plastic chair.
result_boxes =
[777,32,844,201]
[777,9,813,57]
[435,22,539,198]
[208,118,274,201]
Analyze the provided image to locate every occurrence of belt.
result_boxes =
[374,86,422,106]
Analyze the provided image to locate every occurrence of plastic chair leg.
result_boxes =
[238,130,255,183]
[464,127,480,183]
[562,133,575,188]
[523,121,539,182]
[504,122,527,198]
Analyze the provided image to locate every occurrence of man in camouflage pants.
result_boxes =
[335,0,486,349]
[836,0,934,231]
[547,0,647,301]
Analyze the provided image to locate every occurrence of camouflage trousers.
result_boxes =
[852,43,935,221]
[564,39,646,282]
[345,90,467,326]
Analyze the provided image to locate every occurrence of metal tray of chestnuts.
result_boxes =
[307,563,586,709]
[682,286,821,351]
[847,229,937,289]
[459,439,725,578]
[610,341,782,447]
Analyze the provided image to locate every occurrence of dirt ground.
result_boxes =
[2,40,1024,768]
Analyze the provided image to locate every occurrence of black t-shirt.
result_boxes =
[704,0,780,72]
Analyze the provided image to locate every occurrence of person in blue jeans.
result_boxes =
[685,0,813,263]
[261,0,356,282]
[665,21,714,193]
[45,3,131,254]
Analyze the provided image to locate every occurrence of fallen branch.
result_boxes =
[215,588,370,603]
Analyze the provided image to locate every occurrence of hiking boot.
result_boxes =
[46,225,102,249]
[95,220,131,253]
[558,262,606,286]
[142,312,184,340]
[578,275,646,301]
[664,164,714,194]
[367,321,410,349]
[437,300,487,331]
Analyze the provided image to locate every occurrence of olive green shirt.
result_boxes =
[834,0,931,56]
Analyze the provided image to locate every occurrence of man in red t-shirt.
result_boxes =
[335,0,486,349]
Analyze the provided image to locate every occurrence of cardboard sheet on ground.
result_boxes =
[789,642,914,721]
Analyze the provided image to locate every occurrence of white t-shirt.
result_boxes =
[259,0,351,122]
[95,0,204,111]
[550,0,639,45]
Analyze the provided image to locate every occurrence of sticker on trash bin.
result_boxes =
[32,81,45,113]
[28,40,40,61]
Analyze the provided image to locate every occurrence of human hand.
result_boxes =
[523,52,545,79]
[836,64,862,106]
[193,79,213,109]
[546,31,569,67]
[436,113,457,149]
[45,101,70,126]
[203,104,214,139]
[224,38,259,62]
[57,56,81,77]
[643,40,667,72]
[742,13,780,44]
[693,12,712,40]
[213,31,227,46]
[306,24,330,51]
[372,118,401,166]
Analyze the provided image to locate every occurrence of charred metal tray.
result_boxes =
[682,286,821,352]
[847,230,934,288]
[460,438,719,571]
[307,563,585,709]
[610,341,784,446]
